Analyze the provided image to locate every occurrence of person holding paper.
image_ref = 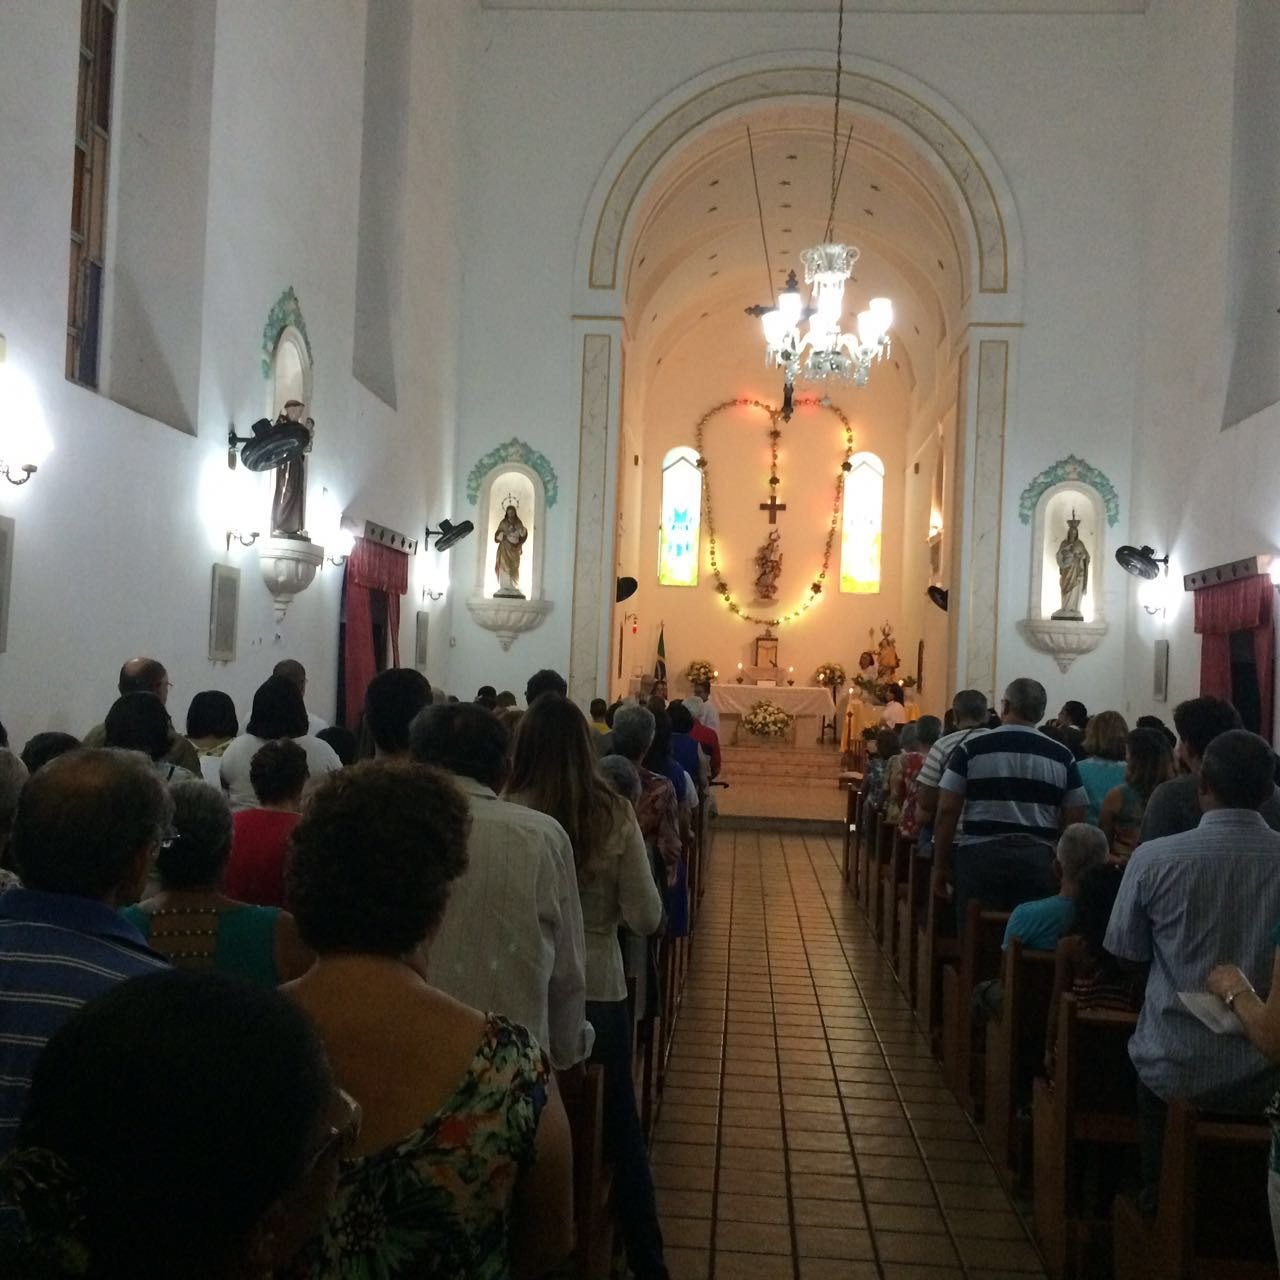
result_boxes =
[1106,730,1280,1215]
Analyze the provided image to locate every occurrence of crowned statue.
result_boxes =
[1052,511,1090,621]
[875,622,900,684]
[753,528,783,602]
[493,502,529,599]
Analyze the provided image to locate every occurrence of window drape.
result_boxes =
[342,537,409,729]
[1193,573,1274,738]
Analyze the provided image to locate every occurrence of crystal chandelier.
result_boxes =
[756,0,892,398]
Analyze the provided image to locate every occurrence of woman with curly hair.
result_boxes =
[506,695,666,1280]
[282,761,573,1280]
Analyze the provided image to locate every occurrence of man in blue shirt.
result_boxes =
[1003,822,1109,952]
[0,749,171,1154]
[1106,729,1280,1211]
[934,678,1087,929]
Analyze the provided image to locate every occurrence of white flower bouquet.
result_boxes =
[742,699,796,738]
[685,659,716,685]
[814,662,847,688]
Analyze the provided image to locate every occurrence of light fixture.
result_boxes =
[326,526,355,568]
[225,529,259,551]
[424,518,474,551]
[1115,545,1169,581]
[0,336,45,484]
[926,586,949,612]
[749,0,892,405]
[422,586,445,602]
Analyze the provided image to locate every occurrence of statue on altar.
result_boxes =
[1052,512,1090,621]
[493,503,529,599]
[753,529,783,602]
[876,622,900,684]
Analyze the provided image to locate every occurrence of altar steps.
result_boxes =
[715,743,847,829]
[718,744,844,789]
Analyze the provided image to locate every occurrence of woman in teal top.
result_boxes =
[1075,709,1129,825]
[122,779,312,986]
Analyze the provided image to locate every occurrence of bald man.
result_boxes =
[82,658,200,774]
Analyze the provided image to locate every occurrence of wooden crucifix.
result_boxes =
[759,494,788,524]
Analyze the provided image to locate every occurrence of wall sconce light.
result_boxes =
[0,336,44,485]
[225,529,259,551]
[422,585,445,602]
[326,527,355,568]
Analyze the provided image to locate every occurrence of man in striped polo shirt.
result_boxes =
[0,750,171,1154]
[932,677,1087,927]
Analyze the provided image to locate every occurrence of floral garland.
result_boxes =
[684,659,716,685]
[743,699,795,737]
[695,397,855,627]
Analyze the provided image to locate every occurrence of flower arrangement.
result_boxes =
[814,662,846,688]
[742,700,795,738]
[684,659,716,686]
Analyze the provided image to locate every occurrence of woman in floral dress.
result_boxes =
[282,761,574,1280]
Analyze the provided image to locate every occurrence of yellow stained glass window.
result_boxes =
[658,446,701,587]
[840,451,884,594]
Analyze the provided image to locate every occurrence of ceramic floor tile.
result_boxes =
[715,1192,791,1224]
[713,1220,794,1255]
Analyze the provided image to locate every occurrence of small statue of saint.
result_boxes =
[1052,512,1090,620]
[753,529,783,601]
[270,400,313,539]
[493,504,529,598]
[876,622,900,684]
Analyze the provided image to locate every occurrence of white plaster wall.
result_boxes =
[452,8,1146,705]
[0,0,465,743]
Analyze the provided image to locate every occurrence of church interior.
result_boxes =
[3,0,1280,1277]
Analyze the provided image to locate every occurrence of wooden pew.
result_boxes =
[880,829,911,966]
[896,849,930,1007]
[1032,996,1140,1279]
[857,806,879,911]
[940,901,1010,1113]
[982,939,1057,1185]
[1112,1099,1274,1280]
[867,819,896,942]
[840,772,862,888]
[563,1062,616,1280]
[915,878,958,1049]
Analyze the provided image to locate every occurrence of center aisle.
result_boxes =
[649,829,1049,1280]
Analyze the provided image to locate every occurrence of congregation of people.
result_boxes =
[0,655,725,1279]
[855,674,1280,1266]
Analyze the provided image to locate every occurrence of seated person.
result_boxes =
[123,780,312,986]
[0,970,344,1280]
[1003,822,1109,953]
[283,762,574,1279]
[104,692,198,783]
[1099,727,1176,859]
[226,739,309,909]
[18,731,81,775]
[1045,861,1143,1077]
[185,690,240,788]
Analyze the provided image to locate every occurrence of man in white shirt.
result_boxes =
[692,680,721,736]
[409,702,592,1069]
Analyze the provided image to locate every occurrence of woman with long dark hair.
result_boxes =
[1098,728,1175,858]
[506,695,666,1280]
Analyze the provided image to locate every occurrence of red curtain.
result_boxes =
[342,538,410,729]
[1193,573,1274,738]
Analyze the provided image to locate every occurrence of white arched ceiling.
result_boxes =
[622,104,963,407]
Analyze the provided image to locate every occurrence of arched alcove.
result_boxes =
[269,325,312,419]
[472,461,547,603]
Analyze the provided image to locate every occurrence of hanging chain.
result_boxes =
[746,125,776,305]
[824,0,846,242]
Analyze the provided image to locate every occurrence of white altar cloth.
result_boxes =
[710,685,836,719]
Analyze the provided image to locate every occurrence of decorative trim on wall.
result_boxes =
[1018,455,1119,528]
[466,439,559,508]
[569,334,613,704]
[260,287,313,378]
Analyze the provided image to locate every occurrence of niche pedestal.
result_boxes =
[258,538,323,622]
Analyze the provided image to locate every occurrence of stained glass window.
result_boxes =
[840,451,884,594]
[658,446,701,587]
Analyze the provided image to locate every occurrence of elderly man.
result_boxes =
[1107,730,1280,1211]
[83,658,200,775]
[0,750,171,1154]
[933,678,1086,926]
[273,658,328,736]
[914,688,990,841]
[409,702,591,1069]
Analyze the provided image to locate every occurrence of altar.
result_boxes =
[710,685,836,743]
[839,693,922,751]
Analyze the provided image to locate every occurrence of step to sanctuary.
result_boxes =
[714,741,847,827]
[718,743,845,789]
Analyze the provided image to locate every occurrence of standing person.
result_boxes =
[1076,710,1129,824]
[666,701,710,793]
[1055,700,1089,759]
[681,696,722,779]
[933,678,1086,924]
[893,715,941,846]
[1107,730,1280,1213]
[1139,696,1280,841]
[185,690,240,787]
[1098,728,1176,858]
[589,698,610,733]
[219,676,342,810]
[611,704,682,890]
[284,762,574,1279]
[525,669,568,706]
[409,703,592,1070]
[274,658,328,735]
[226,739,309,908]
[691,679,721,736]
[914,689,990,839]
[0,971,345,1280]
[506,695,667,1280]
[122,781,311,985]
[880,683,908,729]
[83,658,202,774]
[0,750,172,1155]
[364,668,433,760]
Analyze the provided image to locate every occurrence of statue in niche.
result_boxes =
[493,503,529,599]
[267,399,312,540]
[753,528,783,601]
[1052,511,1090,621]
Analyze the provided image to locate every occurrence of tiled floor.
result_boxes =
[650,828,1048,1280]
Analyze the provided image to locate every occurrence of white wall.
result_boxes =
[451,7,1147,706]
[0,0,465,744]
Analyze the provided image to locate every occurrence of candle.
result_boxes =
[737,662,744,671]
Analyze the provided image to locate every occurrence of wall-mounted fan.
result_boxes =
[425,519,475,551]
[926,585,949,612]
[616,576,638,603]
[228,419,309,472]
[1115,545,1169,581]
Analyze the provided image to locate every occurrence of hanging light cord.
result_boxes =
[746,125,776,305]
[823,0,847,242]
